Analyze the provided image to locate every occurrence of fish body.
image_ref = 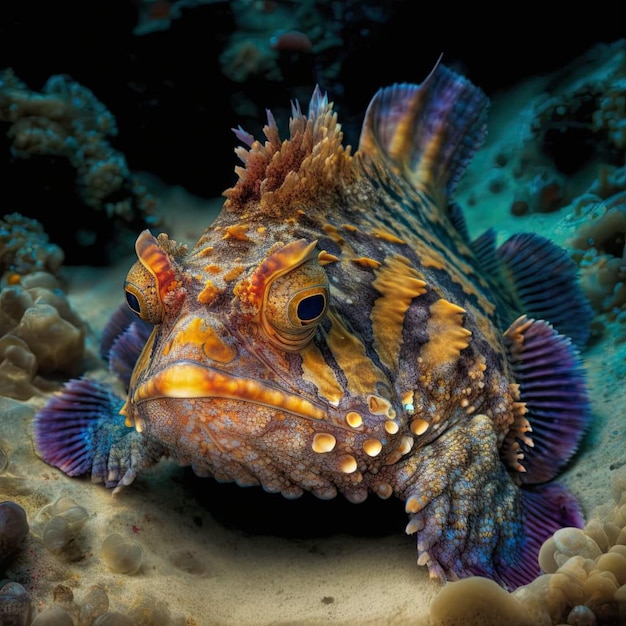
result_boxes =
[34,63,592,589]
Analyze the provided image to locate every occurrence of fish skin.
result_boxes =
[33,62,592,589]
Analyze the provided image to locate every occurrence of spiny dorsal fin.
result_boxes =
[357,61,489,201]
[223,86,354,217]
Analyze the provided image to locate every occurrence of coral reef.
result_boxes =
[0,69,161,263]
[0,214,87,400]
[567,187,626,337]
[462,40,625,220]
[0,271,85,400]
[0,213,64,282]
[0,69,157,225]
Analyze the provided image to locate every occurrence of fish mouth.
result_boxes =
[130,361,328,422]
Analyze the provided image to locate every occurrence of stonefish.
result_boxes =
[34,62,592,589]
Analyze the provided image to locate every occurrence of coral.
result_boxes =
[429,465,626,625]
[567,187,626,338]
[0,214,87,399]
[219,36,282,83]
[529,40,625,171]
[0,269,85,400]
[0,213,64,282]
[491,40,626,218]
[592,76,626,150]
[0,69,158,226]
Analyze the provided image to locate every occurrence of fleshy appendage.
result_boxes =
[400,317,590,590]
[399,414,584,590]
[33,377,164,492]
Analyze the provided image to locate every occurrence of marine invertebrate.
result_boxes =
[567,189,626,336]
[219,36,282,83]
[0,269,85,400]
[530,40,625,174]
[0,69,158,225]
[0,213,64,282]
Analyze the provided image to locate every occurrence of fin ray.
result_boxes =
[358,62,489,200]
[503,316,591,484]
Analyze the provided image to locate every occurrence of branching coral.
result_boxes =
[0,213,64,281]
[0,68,158,225]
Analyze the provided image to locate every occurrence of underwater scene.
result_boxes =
[0,2,625,625]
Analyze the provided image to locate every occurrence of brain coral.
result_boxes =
[0,214,85,400]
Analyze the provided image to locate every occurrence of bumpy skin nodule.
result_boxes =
[34,63,592,590]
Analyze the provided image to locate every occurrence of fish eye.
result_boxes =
[125,289,141,316]
[296,293,326,323]
[124,260,164,325]
[263,260,329,350]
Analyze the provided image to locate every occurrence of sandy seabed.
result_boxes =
[1,43,625,625]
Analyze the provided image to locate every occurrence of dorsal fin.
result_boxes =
[357,61,489,202]
[223,86,354,217]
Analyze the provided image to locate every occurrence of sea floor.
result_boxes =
[1,42,625,625]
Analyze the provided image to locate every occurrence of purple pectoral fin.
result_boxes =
[503,316,591,484]
[33,377,162,490]
[500,482,585,589]
[100,303,153,389]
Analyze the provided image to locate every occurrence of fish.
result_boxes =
[33,61,593,590]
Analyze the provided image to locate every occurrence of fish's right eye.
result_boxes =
[124,261,164,324]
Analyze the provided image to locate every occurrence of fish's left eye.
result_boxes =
[264,260,329,351]
[124,260,164,324]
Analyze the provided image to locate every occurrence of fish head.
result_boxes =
[119,226,401,501]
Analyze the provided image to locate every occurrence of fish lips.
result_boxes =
[130,361,327,423]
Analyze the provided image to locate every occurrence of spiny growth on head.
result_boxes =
[223,86,356,217]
